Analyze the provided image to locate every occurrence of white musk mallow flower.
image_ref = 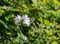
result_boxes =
[14,15,21,23]
[22,14,30,26]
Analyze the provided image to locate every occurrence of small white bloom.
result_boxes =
[22,35,27,41]
[14,15,21,23]
[22,14,30,26]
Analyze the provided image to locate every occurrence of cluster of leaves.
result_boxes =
[0,0,60,44]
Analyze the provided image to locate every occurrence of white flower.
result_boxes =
[14,14,30,26]
[14,15,21,23]
[22,35,27,41]
[22,14,30,26]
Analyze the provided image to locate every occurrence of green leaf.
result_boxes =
[0,20,8,29]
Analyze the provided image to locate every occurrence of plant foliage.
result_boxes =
[0,0,60,44]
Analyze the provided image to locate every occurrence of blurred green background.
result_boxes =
[0,0,60,44]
